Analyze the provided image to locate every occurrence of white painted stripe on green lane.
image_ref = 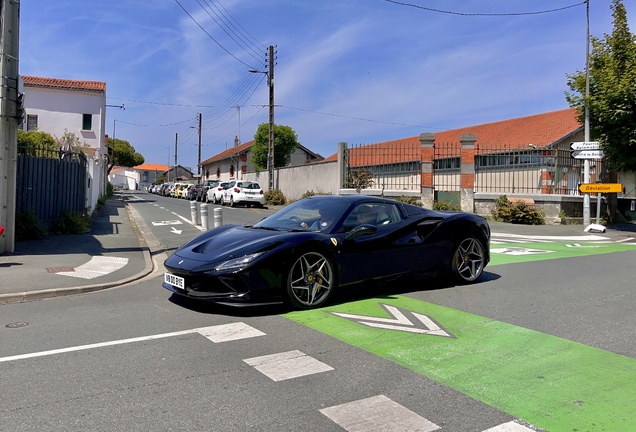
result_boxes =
[285,296,636,431]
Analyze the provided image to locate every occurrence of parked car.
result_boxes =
[197,180,218,202]
[220,181,264,207]
[208,181,230,204]
[186,184,199,200]
[172,183,184,198]
[163,195,491,309]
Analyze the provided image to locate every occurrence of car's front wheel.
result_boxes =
[451,237,485,283]
[285,250,336,309]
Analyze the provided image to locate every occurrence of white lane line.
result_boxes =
[171,211,204,231]
[56,256,128,279]
[320,395,440,432]
[482,420,538,431]
[0,323,264,363]
[491,232,609,241]
[243,350,334,382]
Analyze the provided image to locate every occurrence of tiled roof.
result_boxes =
[200,140,254,165]
[323,108,582,164]
[22,75,106,92]
[133,163,169,171]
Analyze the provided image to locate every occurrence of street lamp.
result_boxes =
[249,57,274,191]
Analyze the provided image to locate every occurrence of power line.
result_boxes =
[383,0,586,16]
[173,0,258,69]
[197,0,265,61]
[279,105,444,130]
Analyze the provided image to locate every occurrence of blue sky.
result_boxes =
[19,0,633,171]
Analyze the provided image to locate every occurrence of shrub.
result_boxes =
[491,195,545,225]
[265,189,286,206]
[15,208,47,241]
[300,190,331,199]
[98,195,108,206]
[433,200,462,211]
[49,211,91,235]
[344,168,374,189]
[107,182,114,197]
[390,195,422,206]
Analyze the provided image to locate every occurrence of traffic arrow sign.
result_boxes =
[579,183,622,193]
[570,141,600,150]
[571,149,604,159]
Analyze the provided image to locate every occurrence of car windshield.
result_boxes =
[254,198,350,233]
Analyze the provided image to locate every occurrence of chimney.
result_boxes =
[234,136,239,147]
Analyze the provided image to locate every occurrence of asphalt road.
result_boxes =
[1,192,635,431]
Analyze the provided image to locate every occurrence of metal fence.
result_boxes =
[341,140,609,198]
[343,141,421,191]
[474,144,605,195]
[17,144,88,224]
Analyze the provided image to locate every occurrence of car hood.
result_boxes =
[171,225,287,264]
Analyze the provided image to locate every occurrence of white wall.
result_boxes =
[24,86,107,212]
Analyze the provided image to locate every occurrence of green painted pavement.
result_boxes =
[490,241,636,265]
[286,297,636,431]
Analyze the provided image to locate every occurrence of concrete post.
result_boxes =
[201,203,208,230]
[460,133,476,213]
[419,133,435,209]
[213,207,223,228]
[337,142,348,193]
[190,201,197,225]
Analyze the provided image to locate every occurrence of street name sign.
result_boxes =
[571,149,604,159]
[578,183,622,193]
[570,141,600,150]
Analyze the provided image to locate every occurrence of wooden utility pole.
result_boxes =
[0,0,21,254]
[267,45,275,191]
[197,112,202,176]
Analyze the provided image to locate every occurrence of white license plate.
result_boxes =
[164,272,185,289]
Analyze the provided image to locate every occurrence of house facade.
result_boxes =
[129,163,169,189]
[22,75,107,213]
[200,136,324,186]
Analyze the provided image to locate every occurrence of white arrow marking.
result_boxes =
[331,304,452,337]
[170,226,182,235]
[565,243,601,248]
[152,220,183,226]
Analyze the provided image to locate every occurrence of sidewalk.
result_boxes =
[0,195,154,304]
[1,195,634,305]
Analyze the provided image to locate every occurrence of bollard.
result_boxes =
[190,201,197,225]
[214,207,223,228]
[201,203,208,230]
[195,201,201,225]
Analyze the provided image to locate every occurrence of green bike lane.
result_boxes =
[285,242,636,431]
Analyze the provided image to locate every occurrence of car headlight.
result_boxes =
[214,252,264,271]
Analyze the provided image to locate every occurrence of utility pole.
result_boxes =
[197,112,202,176]
[583,0,591,226]
[267,45,275,191]
[0,0,21,254]
[174,133,178,169]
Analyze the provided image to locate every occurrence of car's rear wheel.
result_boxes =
[220,196,225,206]
[230,197,236,207]
[286,250,336,309]
[451,237,485,283]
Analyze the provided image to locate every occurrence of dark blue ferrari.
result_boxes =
[163,195,490,309]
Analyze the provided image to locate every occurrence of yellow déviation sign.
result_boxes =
[578,183,623,193]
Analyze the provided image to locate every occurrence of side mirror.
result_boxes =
[345,224,378,241]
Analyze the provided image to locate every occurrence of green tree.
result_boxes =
[250,123,300,170]
[17,129,58,158]
[56,129,91,153]
[108,138,145,174]
[565,0,636,171]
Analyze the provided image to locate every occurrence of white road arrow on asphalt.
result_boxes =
[331,304,453,337]
[170,226,182,235]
